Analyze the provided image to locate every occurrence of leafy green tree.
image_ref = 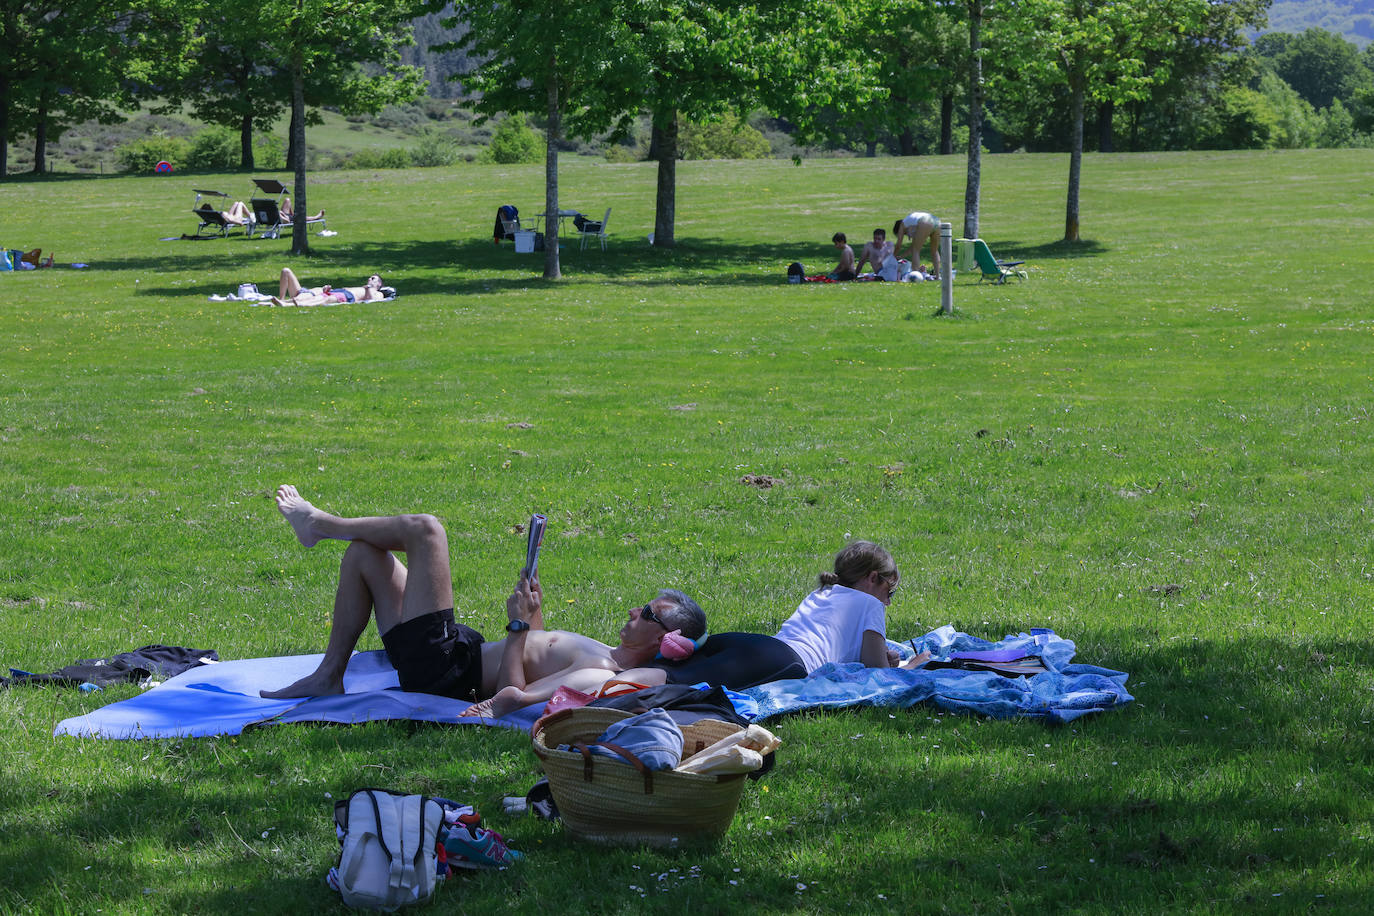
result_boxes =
[1113,0,1267,151]
[0,0,191,175]
[154,2,286,171]
[995,0,1209,241]
[446,0,615,278]
[842,0,950,156]
[635,1,878,247]
[1252,27,1372,111]
[259,0,428,254]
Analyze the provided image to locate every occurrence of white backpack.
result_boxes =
[332,789,444,911]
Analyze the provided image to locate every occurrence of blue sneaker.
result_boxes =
[443,826,523,870]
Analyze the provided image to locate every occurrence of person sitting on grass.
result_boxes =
[854,227,895,277]
[828,232,856,281]
[270,268,391,307]
[258,485,707,719]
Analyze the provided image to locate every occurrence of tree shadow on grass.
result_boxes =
[747,631,1369,910]
[995,237,1110,261]
[135,236,824,298]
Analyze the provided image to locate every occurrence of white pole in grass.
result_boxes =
[939,221,953,316]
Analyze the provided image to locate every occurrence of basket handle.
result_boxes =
[574,741,655,795]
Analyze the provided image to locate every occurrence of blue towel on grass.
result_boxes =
[54,650,537,739]
[740,626,1132,724]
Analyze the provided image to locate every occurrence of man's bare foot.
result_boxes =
[276,484,327,547]
[259,669,345,699]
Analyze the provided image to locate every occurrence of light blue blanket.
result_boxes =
[54,650,538,739]
[740,626,1132,724]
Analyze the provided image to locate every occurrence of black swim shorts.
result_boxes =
[381,609,485,701]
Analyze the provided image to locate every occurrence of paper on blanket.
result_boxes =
[54,651,535,739]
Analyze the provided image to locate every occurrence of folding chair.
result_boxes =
[577,207,610,250]
[970,238,1027,284]
[250,178,326,239]
[191,189,248,238]
[493,204,521,243]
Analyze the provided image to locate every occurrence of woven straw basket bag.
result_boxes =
[531,707,750,846]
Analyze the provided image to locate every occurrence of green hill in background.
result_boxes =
[1264,0,1374,47]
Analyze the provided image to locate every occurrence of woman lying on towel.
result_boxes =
[270,267,394,307]
[618,540,929,690]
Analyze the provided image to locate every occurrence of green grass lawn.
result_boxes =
[2,148,1373,914]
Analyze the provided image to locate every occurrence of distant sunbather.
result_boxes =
[197,200,255,226]
[279,196,324,223]
[270,267,391,306]
[8,248,54,270]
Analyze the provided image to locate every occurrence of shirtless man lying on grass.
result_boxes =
[259,486,706,719]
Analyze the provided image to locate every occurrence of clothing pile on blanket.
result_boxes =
[5,644,218,690]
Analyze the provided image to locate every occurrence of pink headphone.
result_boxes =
[658,629,707,660]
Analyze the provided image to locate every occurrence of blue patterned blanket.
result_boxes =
[739,626,1132,724]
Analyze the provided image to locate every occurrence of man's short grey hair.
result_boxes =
[655,589,706,640]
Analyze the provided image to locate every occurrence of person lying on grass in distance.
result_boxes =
[259,486,706,719]
[269,268,392,307]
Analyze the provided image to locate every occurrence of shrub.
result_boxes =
[185,126,240,170]
[680,111,772,160]
[603,144,642,163]
[409,127,460,167]
[347,147,413,169]
[485,114,543,164]
[114,134,191,172]
[254,135,287,170]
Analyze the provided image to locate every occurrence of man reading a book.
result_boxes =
[258,486,706,716]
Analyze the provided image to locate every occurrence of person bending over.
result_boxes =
[258,486,706,718]
[892,211,941,278]
[271,268,390,307]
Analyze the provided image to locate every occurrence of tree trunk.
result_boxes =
[290,57,309,256]
[287,106,301,175]
[32,93,47,174]
[1098,98,1114,153]
[898,126,916,155]
[652,111,678,248]
[963,0,983,240]
[240,111,255,171]
[940,92,953,154]
[543,62,561,280]
[1065,75,1083,242]
[0,76,8,177]
[864,138,877,158]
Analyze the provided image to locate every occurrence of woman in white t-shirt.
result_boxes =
[776,540,929,673]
